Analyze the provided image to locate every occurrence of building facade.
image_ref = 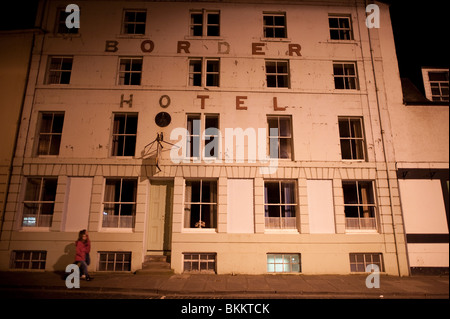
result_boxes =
[0,0,447,275]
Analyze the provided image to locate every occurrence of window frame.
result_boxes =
[98,251,132,271]
[328,14,354,41]
[35,112,65,156]
[428,71,449,102]
[265,60,290,88]
[45,56,73,84]
[188,58,220,87]
[263,12,287,39]
[22,177,58,228]
[110,113,138,157]
[117,57,143,86]
[338,117,366,161]
[342,180,378,232]
[183,253,216,273]
[10,250,47,270]
[122,9,147,35]
[333,62,359,90]
[184,179,218,230]
[264,180,298,230]
[189,10,220,37]
[349,253,384,272]
[102,178,137,229]
[55,7,79,35]
[267,115,293,160]
[267,253,301,273]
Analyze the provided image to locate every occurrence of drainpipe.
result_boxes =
[364,0,404,276]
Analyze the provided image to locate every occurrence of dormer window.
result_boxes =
[422,67,449,102]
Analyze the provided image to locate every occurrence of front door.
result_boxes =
[145,180,173,254]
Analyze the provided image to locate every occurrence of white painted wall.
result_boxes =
[398,179,448,234]
[407,244,449,267]
[307,180,335,234]
[227,179,254,233]
[63,177,93,232]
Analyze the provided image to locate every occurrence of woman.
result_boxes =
[75,229,93,281]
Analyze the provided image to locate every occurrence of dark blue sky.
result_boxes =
[1,1,447,94]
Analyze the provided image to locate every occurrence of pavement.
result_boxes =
[0,271,448,299]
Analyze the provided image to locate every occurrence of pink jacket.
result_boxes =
[75,237,91,262]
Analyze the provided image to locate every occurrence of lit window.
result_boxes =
[267,254,301,273]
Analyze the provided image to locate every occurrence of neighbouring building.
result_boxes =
[0,0,447,276]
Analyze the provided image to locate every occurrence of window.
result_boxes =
[11,251,47,270]
[329,15,353,40]
[263,13,287,38]
[111,113,138,157]
[118,57,142,85]
[98,252,131,271]
[102,178,137,228]
[342,181,377,231]
[333,62,358,90]
[184,180,217,229]
[338,117,366,160]
[204,115,219,158]
[267,254,301,273]
[22,178,57,228]
[266,60,290,88]
[349,253,383,272]
[46,56,73,84]
[122,10,146,35]
[56,8,79,34]
[183,253,216,273]
[267,116,292,159]
[187,114,201,158]
[36,112,64,156]
[428,71,449,101]
[189,58,220,87]
[264,181,297,229]
[190,10,220,36]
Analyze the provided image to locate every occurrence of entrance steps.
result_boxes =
[135,255,173,275]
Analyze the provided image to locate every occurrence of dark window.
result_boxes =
[264,181,297,229]
[333,62,358,90]
[190,11,220,36]
[184,180,217,229]
[329,15,353,40]
[266,60,290,88]
[349,253,383,272]
[111,113,138,156]
[338,117,366,160]
[183,253,216,273]
[23,178,57,227]
[11,251,47,270]
[98,252,132,271]
[343,181,377,230]
[123,10,146,35]
[103,179,137,228]
[118,57,142,85]
[267,116,292,159]
[46,56,73,84]
[263,13,287,38]
[37,112,64,156]
[56,8,79,34]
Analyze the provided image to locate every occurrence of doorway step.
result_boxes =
[135,255,173,275]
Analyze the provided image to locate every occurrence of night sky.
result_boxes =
[1,1,448,95]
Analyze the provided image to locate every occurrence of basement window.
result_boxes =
[11,250,47,270]
[349,253,383,272]
[183,253,216,273]
[267,254,301,273]
[98,252,132,271]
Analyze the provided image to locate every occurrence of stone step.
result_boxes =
[144,255,169,263]
[142,261,171,270]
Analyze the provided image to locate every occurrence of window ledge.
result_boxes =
[345,229,378,234]
[260,37,292,43]
[99,228,134,233]
[182,228,217,233]
[264,229,299,234]
[19,227,51,232]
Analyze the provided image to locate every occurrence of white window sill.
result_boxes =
[345,229,378,234]
[264,229,299,234]
[182,228,217,233]
[99,228,134,233]
[19,227,51,232]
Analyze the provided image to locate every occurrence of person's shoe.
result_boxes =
[86,276,93,281]
[80,274,86,279]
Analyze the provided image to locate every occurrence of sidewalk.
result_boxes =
[0,271,448,299]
